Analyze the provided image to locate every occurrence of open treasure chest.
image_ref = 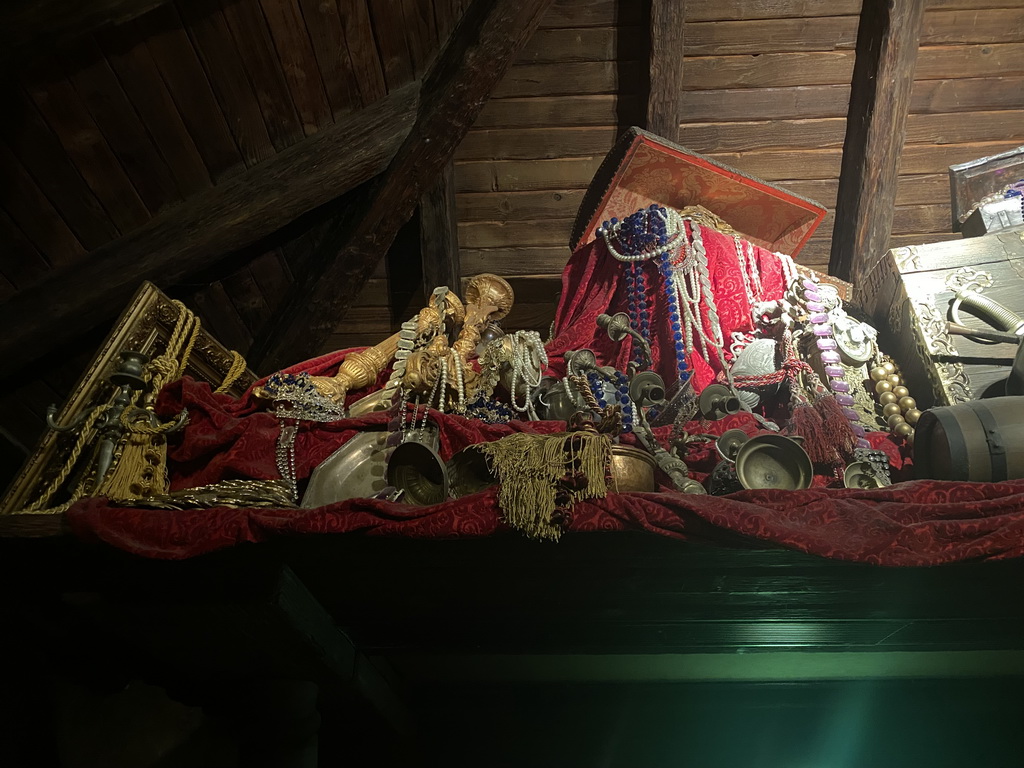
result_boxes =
[855,229,1024,408]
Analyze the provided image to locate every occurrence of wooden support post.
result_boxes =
[252,0,554,371]
[419,160,461,294]
[829,0,924,283]
[646,0,686,140]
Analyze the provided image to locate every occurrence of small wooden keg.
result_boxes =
[914,396,1024,481]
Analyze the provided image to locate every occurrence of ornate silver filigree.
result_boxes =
[913,299,973,404]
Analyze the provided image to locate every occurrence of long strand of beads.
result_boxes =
[419,371,442,431]
[802,279,871,450]
[776,251,799,289]
[656,250,690,387]
[747,240,763,298]
[734,236,758,312]
[626,261,651,368]
[452,354,466,413]
[680,223,739,393]
[437,359,448,415]
[598,205,686,262]
[870,359,919,444]
[275,417,299,501]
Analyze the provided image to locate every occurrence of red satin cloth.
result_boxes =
[60,226,1024,565]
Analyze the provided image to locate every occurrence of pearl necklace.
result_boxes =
[733,235,764,315]
[506,330,547,419]
[674,221,739,393]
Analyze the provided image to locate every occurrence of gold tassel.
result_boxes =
[97,430,168,501]
[477,431,611,541]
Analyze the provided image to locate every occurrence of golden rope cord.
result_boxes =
[13,300,248,515]
[20,404,113,513]
[214,350,247,394]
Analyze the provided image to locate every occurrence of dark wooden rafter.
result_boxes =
[0,81,420,373]
[829,0,925,283]
[646,0,686,140]
[0,0,171,66]
[250,0,556,371]
[419,160,461,295]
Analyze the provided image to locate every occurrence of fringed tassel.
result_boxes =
[788,400,833,463]
[478,431,611,541]
[813,392,858,460]
[97,431,168,501]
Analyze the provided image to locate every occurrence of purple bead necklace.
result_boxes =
[801,279,871,450]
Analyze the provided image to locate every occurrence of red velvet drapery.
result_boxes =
[61,225,1024,566]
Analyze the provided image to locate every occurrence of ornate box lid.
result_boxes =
[569,127,827,256]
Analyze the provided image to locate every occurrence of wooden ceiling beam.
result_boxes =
[250,0,556,372]
[0,0,171,65]
[646,0,686,140]
[829,0,925,283]
[0,81,420,373]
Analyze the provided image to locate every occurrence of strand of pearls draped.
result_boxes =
[676,222,739,393]
[733,235,765,320]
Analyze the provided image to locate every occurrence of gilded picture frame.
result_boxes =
[0,282,257,515]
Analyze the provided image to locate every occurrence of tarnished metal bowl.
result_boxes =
[609,445,657,492]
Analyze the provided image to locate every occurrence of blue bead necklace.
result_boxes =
[586,370,634,433]
[604,205,692,389]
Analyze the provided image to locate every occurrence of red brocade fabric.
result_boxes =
[547,228,787,389]
[60,225,1024,565]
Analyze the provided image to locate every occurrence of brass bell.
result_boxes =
[628,370,666,406]
[734,434,813,491]
[843,460,883,489]
[447,445,497,498]
[716,428,750,462]
[385,426,450,505]
[698,383,741,420]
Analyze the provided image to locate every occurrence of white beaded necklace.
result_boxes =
[506,330,547,420]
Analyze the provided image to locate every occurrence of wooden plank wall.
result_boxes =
[453,0,644,337]
[191,0,470,360]
[318,0,639,353]
[897,0,1024,249]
